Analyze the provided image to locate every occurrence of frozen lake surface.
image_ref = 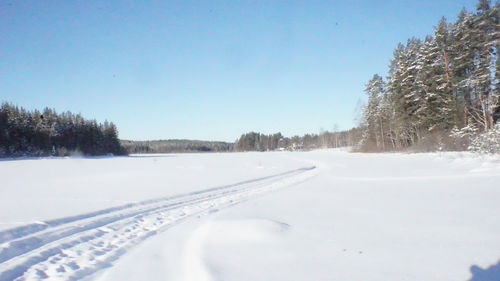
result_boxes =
[0,150,499,281]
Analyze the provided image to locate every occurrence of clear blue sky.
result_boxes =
[0,0,477,142]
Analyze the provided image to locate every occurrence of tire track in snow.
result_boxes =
[0,166,316,281]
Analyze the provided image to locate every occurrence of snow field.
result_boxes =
[1,150,499,281]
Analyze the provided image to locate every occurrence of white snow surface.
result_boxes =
[1,150,499,281]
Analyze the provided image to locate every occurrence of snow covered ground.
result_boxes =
[0,150,499,281]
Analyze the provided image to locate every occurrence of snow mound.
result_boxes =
[178,218,290,281]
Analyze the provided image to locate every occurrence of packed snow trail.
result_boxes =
[0,166,316,281]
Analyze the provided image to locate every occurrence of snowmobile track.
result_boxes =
[0,166,315,281]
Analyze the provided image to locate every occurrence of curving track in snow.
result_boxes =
[0,166,316,281]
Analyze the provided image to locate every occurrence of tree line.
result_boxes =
[360,0,499,152]
[121,139,233,154]
[234,128,363,152]
[0,102,127,157]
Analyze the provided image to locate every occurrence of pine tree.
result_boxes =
[471,0,495,130]
[387,39,424,146]
[476,0,491,12]
[420,18,456,131]
[362,74,388,150]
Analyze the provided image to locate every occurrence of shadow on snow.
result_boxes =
[468,260,500,281]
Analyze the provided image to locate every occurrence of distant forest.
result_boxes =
[0,103,127,157]
[124,129,364,154]
[359,0,499,153]
[122,139,233,153]
[234,129,363,152]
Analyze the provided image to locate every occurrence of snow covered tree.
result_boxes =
[469,123,500,153]
[386,39,425,147]
[450,9,475,128]
[476,0,491,12]
[413,19,456,132]
[449,122,479,150]
[470,0,496,130]
[356,0,500,152]
[361,74,391,150]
